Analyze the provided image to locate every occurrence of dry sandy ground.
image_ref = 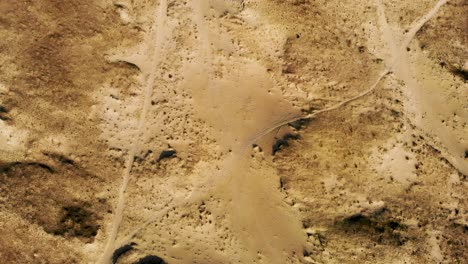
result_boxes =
[0,0,467,263]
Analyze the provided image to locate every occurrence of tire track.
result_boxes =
[248,0,450,148]
[106,1,451,262]
[113,0,451,248]
[375,0,468,176]
[98,1,169,263]
[109,0,216,252]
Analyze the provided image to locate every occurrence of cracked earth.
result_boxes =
[0,0,467,263]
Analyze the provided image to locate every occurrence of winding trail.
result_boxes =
[375,0,467,175]
[100,0,451,262]
[248,0,450,147]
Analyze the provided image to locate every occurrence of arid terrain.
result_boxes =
[0,0,467,263]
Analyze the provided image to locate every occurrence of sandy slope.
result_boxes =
[0,0,466,263]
